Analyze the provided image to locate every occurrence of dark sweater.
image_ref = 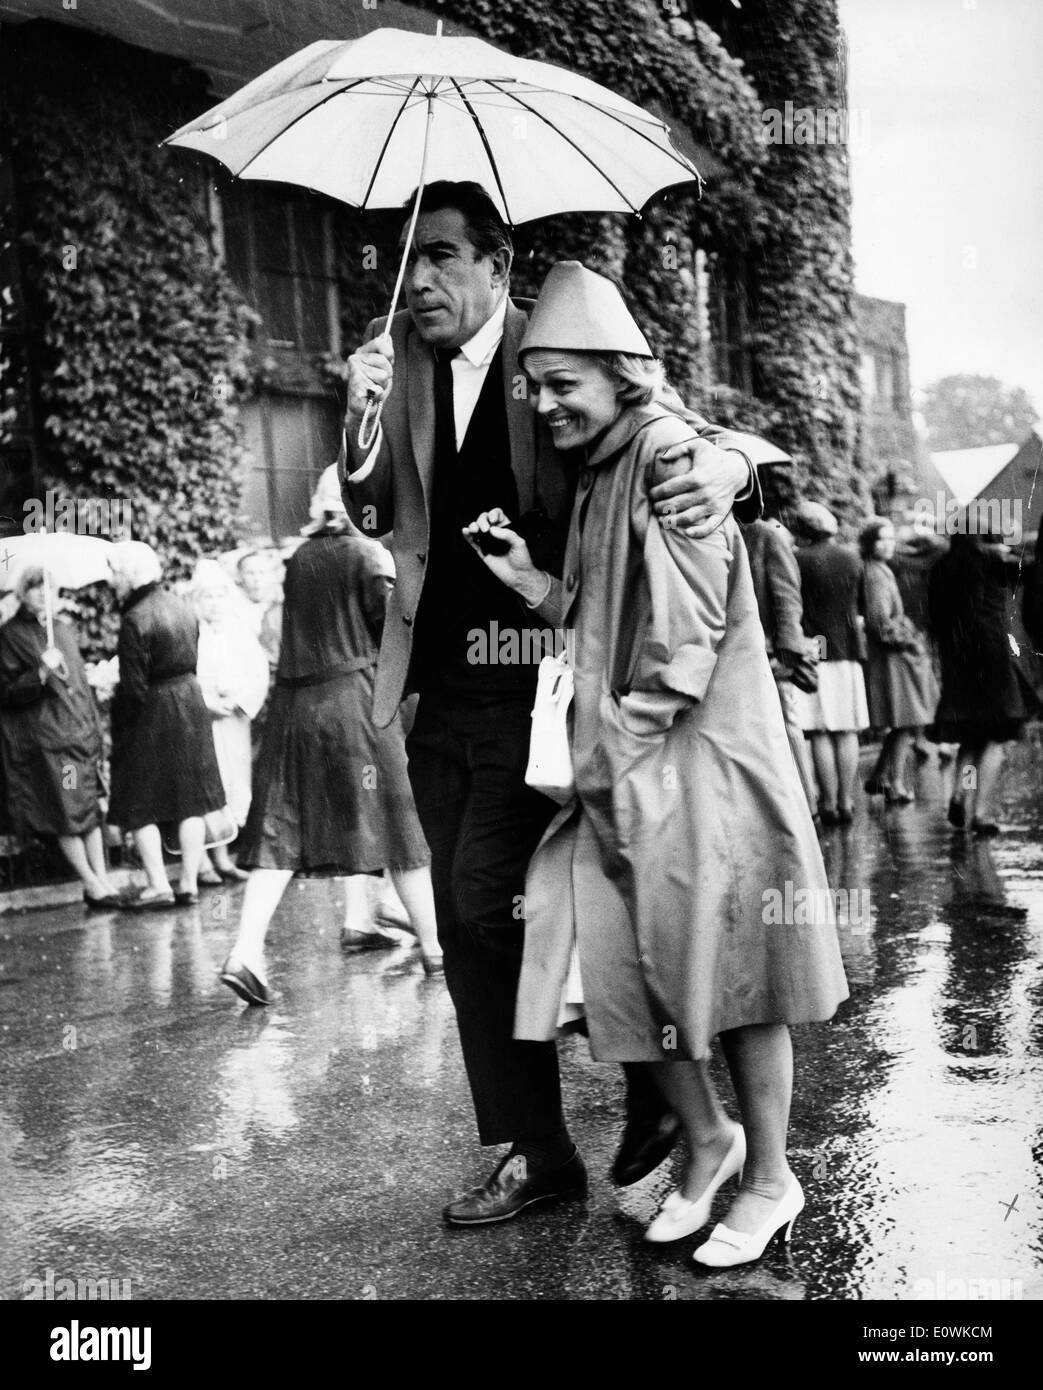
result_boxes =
[409,346,552,698]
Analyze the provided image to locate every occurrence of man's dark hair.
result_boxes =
[403,180,513,267]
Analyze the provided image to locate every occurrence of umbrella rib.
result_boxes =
[359,75,424,209]
[483,80,640,213]
[232,75,373,177]
[449,78,514,225]
[553,92,702,180]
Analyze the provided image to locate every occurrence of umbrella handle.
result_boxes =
[356,95,437,454]
[358,392,383,453]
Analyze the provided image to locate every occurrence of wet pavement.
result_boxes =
[1,742,1042,1302]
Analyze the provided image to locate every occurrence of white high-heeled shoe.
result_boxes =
[692,1176,804,1268]
[644,1124,746,1243]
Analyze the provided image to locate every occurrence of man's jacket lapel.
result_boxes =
[503,300,537,514]
[405,324,436,519]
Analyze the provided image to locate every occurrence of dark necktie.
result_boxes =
[433,347,459,471]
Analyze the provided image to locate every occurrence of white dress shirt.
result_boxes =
[347,293,509,480]
[445,292,509,448]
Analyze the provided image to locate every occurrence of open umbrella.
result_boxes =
[163,22,702,445]
[0,532,113,654]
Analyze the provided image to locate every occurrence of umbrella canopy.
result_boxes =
[163,26,701,226]
[0,532,114,593]
[165,24,702,448]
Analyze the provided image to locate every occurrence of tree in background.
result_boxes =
[922,374,1038,451]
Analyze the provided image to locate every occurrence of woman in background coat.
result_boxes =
[1023,527,1043,656]
[219,468,441,1006]
[191,559,269,881]
[743,516,818,814]
[860,517,939,802]
[0,566,119,908]
[790,502,869,825]
[466,262,848,1269]
[108,542,226,908]
[928,529,1026,834]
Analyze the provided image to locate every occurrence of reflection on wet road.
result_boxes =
[1,746,1041,1300]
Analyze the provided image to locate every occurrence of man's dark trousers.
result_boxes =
[406,690,562,1145]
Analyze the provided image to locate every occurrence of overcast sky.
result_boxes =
[837,0,1042,414]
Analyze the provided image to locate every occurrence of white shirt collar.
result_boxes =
[457,293,509,368]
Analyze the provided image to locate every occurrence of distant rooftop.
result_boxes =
[929,442,1019,506]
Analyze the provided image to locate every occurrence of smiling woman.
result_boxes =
[525,354,622,450]
[467,260,849,1267]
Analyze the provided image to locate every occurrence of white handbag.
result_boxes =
[524,652,575,804]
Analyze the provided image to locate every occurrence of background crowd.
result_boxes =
[746,502,1042,833]
[0,477,437,978]
[1,492,1040,924]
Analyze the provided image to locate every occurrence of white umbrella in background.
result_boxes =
[0,532,113,656]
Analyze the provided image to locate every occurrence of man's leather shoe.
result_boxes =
[443,1147,587,1226]
[611,1111,682,1186]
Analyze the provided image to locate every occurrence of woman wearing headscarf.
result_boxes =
[219,467,441,1006]
[463,262,848,1268]
[742,516,819,815]
[190,559,270,881]
[107,541,226,908]
[859,517,939,802]
[928,529,1027,834]
[789,501,870,824]
[0,566,119,908]
[889,521,947,762]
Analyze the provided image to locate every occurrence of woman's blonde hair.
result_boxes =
[524,347,706,427]
[591,352,667,406]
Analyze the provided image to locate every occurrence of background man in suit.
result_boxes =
[339,181,761,1226]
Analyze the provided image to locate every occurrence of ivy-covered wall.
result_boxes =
[705,0,867,524]
[399,0,761,417]
[421,0,863,522]
[4,0,866,625]
[2,22,255,654]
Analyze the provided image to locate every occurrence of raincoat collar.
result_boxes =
[121,581,160,614]
[14,604,46,629]
[584,402,674,471]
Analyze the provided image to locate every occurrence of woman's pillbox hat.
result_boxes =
[519,261,654,359]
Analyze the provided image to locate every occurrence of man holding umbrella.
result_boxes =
[339,179,761,1227]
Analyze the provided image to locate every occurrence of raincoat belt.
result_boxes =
[148,670,195,688]
[276,655,376,688]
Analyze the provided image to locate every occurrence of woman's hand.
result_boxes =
[462,508,541,594]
